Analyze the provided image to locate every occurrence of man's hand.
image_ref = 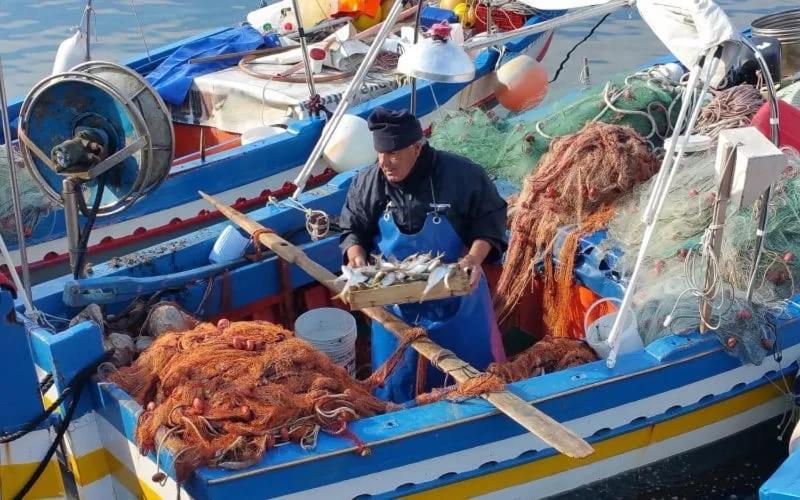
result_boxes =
[458,240,492,290]
[346,245,367,268]
[458,253,483,290]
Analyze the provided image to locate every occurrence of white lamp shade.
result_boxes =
[397,36,476,83]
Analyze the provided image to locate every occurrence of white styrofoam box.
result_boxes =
[716,127,786,210]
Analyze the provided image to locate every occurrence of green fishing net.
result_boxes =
[778,80,800,107]
[0,145,55,244]
[605,145,800,364]
[429,67,682,183]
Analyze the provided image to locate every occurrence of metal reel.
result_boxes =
[17,61,174,216]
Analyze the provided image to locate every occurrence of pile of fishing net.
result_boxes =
[0,145,56,244]
[109,319,391,482]
[428,66,680,183]
[104,303,603,481]
[494,121,659,338]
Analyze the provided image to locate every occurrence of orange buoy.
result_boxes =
[495,54,549,112]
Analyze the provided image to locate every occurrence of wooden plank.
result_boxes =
[344,271,470,310]
[199,191,595,459]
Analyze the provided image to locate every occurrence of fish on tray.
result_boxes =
[333,253,461,302]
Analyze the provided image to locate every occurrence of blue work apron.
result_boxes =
[370,180,504,403]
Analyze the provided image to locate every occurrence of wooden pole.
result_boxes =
[199,191,594,459]
[699,142,736,333]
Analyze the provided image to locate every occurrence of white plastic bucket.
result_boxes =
[583,297,643,360]
[208,225,250,264]
[295,307,357,375]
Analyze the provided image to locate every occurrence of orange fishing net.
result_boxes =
[487,335,598,382]
[494,122,659,338]
[415,336,598,404]
[110,320,394,482]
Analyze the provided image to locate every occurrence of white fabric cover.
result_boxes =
[637,0,740,78]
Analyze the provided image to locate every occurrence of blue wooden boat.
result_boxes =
[2,5,798,499]
[3,162,798,498]
[0,9,558,280]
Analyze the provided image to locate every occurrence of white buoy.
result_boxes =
[53,30,89,75]
[323,115,377,172]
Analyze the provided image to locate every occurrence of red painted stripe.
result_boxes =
[17,170,336,274]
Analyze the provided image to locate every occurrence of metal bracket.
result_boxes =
[88,136,147,178]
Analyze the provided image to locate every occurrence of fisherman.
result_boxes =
[339,107,507,403]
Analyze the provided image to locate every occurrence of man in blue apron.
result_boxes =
[339,107,507,403]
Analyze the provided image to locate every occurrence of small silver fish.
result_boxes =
[420,265,451,302]
[380,272,397,287]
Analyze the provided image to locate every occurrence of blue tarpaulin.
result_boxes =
[146,25,269,106]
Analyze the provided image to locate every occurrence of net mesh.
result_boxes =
[494,121,659,338]
[0,145,55,245]
[428,67,681,183]
[110,320,392,482]
[604,86,796,364]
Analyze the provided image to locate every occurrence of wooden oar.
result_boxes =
[199,191,594,459]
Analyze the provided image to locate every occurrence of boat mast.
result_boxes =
[0,58,33,307]
[83,0,94,60]
[289,0,319,107]
[290,0,410,199]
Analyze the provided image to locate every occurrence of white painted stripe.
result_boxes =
[74,476,116,500]
[276,346,800,499]
[482,397,786,499]
[109,476,142,500]
[96,410,187,499]
[0,427,56,464]
[64,412,106,458]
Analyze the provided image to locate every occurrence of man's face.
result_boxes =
[378,141,422,183]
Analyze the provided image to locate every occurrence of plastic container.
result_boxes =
[308,47,326,74]
[583,297,643,359]
[295,307,357,375]
[752,100,800,153]
[208,225,251,264]
[420,6,458,29]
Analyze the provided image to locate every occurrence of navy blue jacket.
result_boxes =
[339,144,508,262]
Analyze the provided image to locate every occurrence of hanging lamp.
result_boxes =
[397,22,476,83]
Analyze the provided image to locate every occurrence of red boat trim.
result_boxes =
[24,170,336,273]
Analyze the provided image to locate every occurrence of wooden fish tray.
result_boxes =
[343,270,472,310]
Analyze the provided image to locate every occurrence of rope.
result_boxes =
[695,84,764,139]
[268,196,331,241]
[10,350,113,499]
[251,228,276,260]
[129,0,152,62]
[548,13,611,85]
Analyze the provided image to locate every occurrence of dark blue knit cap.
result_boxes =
[367,107,423,153]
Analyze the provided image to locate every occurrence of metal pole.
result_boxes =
[84,0,93,61]
[0,58,33,306]
[289,0,318,103]
[741,36,780,303]
[462,0,633,51]
[409,0,425,114]
[62,178,82,278]
[291,0,408,198]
